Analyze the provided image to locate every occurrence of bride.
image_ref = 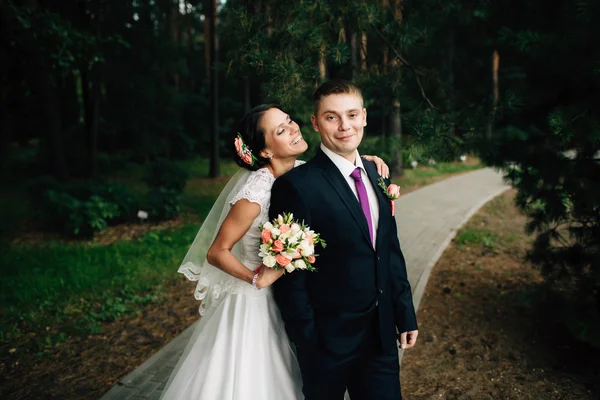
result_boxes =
[160,104,390,399]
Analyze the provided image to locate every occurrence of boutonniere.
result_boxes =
[377,176,401,216]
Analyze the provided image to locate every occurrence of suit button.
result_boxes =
[375,301,379,307]
[379,289,383,294]
[377,256,380,261]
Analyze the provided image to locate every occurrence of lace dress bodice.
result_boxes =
[178,162,304,314]
[229,167,275,273]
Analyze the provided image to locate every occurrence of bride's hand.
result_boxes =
[256,265,285,289]
[362,155,390,178]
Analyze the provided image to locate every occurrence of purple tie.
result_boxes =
[350,167,373,243]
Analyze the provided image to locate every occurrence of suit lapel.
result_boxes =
[315,150,374,248]
[363,161,390,253]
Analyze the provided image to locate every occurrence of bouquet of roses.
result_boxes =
[258,212,326,273]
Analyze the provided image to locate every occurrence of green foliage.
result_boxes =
[148,187,182,221]
[90,182,138,221]
[144,158,189,192]
[455,227,499,250]
[144,159,188,221]
[0,224,199,348]
[41,191,120,237]
[478,0,600,340]
[30,178,138,237]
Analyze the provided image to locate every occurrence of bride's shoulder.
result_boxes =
[229,168,273,208]
[248,167,275,184]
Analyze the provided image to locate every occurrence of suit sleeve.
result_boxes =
[269,175,318,347]
[387,179,418,333]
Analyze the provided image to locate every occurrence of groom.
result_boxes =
[270,80,418,400]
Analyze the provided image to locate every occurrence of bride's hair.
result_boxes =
[232,104,281,172]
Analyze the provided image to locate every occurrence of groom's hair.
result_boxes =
[312,79,363,114]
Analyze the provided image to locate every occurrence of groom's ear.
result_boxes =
[363,108,367,127]
[311,114,320,132]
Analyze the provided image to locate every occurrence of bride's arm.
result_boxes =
[206,199,284,289]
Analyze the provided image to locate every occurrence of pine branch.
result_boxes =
[373,26,437,109]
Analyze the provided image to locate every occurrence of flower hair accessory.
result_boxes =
[378,176,401,216]
[234,132,259,166]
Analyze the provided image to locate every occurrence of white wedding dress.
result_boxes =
[160,166,304,400]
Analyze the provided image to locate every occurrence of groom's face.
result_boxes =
[311,93,367,161]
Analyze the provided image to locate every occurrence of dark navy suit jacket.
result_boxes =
[270,149,418,355]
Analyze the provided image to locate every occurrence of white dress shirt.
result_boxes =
[320,143,380,248]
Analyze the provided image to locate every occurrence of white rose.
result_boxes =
[271,228,281,238]
[284,264,295,273]
[258,243,270,258]
[301,245,315,257]
[299,240,311,255]
[291,223,301,233]
[287,235,299,245]
[263,255,277,268]
[282,250,298,260]
[263,222,274,231]
[293,259,307,270]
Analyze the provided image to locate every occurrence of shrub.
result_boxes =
[91,182,137,222]
[41,191,120,237]
[143,158,188,192]
[147,187,181,221]
[32,179,138,237]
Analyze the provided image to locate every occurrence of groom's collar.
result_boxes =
[319,143,365,178]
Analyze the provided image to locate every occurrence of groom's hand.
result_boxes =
[398,330,419,349]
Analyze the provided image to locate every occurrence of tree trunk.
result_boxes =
[447,27,456,135]
[244,78,252,113]
[81,65,101,178]
[89,65,101,177]
[318,41,327,80]
[39,60,69,180]
[0,1,11,169]
[388,0,403,177]
[349,31,358,80]
[486,50,499,140]
[389,100,403,177]
[205,0,220,178]
[360,32,368,71]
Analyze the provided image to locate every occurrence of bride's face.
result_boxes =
[259,108,308,160]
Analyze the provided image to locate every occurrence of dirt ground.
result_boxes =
[401,190,599,400]
[3,189,599,399]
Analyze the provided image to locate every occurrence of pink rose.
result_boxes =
[275,254,291,267]
[292,251,302,259]
[387,184,401,199]
[272,240,284,253]
[234,137,243,156]
[261,229,272,244]
[242,152,254,165]
[307,255,316,264]
[280,224,291,234]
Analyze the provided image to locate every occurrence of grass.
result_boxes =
[392,158,483,191]
[0,156,484,349]
[0,224,200,348]
[455,227,499,249]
